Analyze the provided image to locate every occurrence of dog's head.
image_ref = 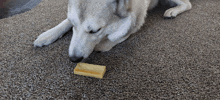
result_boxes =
[68,0,132,62]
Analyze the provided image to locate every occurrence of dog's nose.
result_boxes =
[69,56,84,63]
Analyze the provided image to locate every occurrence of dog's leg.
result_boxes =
[164,0,192,18]
[95,39,117,52]
[34,19,73,47]
[95,35,130,52]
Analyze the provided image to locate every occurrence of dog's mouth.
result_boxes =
[69,56,84,63]
[69,51,102,63]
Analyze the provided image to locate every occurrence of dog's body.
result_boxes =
[34,0,192,62]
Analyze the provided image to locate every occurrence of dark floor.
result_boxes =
[0,0,220,99]
[0,0,41,19]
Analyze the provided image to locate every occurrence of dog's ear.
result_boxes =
[107,15,133,42]
[115,0,131,17]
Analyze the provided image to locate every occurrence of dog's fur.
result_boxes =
[34,0,192,62]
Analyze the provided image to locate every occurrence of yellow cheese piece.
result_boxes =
[74,63,106,79]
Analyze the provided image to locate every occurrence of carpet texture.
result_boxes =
[1,0,220,99]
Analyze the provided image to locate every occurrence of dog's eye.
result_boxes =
[89,28,101,34]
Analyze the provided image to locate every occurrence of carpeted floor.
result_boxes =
[1,0,220,99]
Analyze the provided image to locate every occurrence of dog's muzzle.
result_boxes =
[69,56,84,63]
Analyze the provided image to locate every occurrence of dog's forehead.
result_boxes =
[68,0,116,26]
[85,0,112,12]
[73,0,112,7]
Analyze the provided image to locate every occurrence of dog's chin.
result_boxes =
[69,56,88,63]
[70,57,90,63]
[81,58,88,63]
[76,51,103,63]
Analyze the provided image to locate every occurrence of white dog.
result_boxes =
[34,0,192,62]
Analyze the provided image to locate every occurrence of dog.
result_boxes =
[34,0,192,62]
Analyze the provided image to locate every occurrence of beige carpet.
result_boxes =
[1,0,220,99]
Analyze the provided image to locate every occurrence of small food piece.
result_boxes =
[74,63,106,79]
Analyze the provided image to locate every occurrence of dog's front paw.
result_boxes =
[164,3,192,19]
[34,33,57,47]
[164,8,179,18]
[34,37,51,47]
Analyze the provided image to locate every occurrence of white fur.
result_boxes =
[34,0,192,61]
[34,19,72,47]
[164,0,192,17]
